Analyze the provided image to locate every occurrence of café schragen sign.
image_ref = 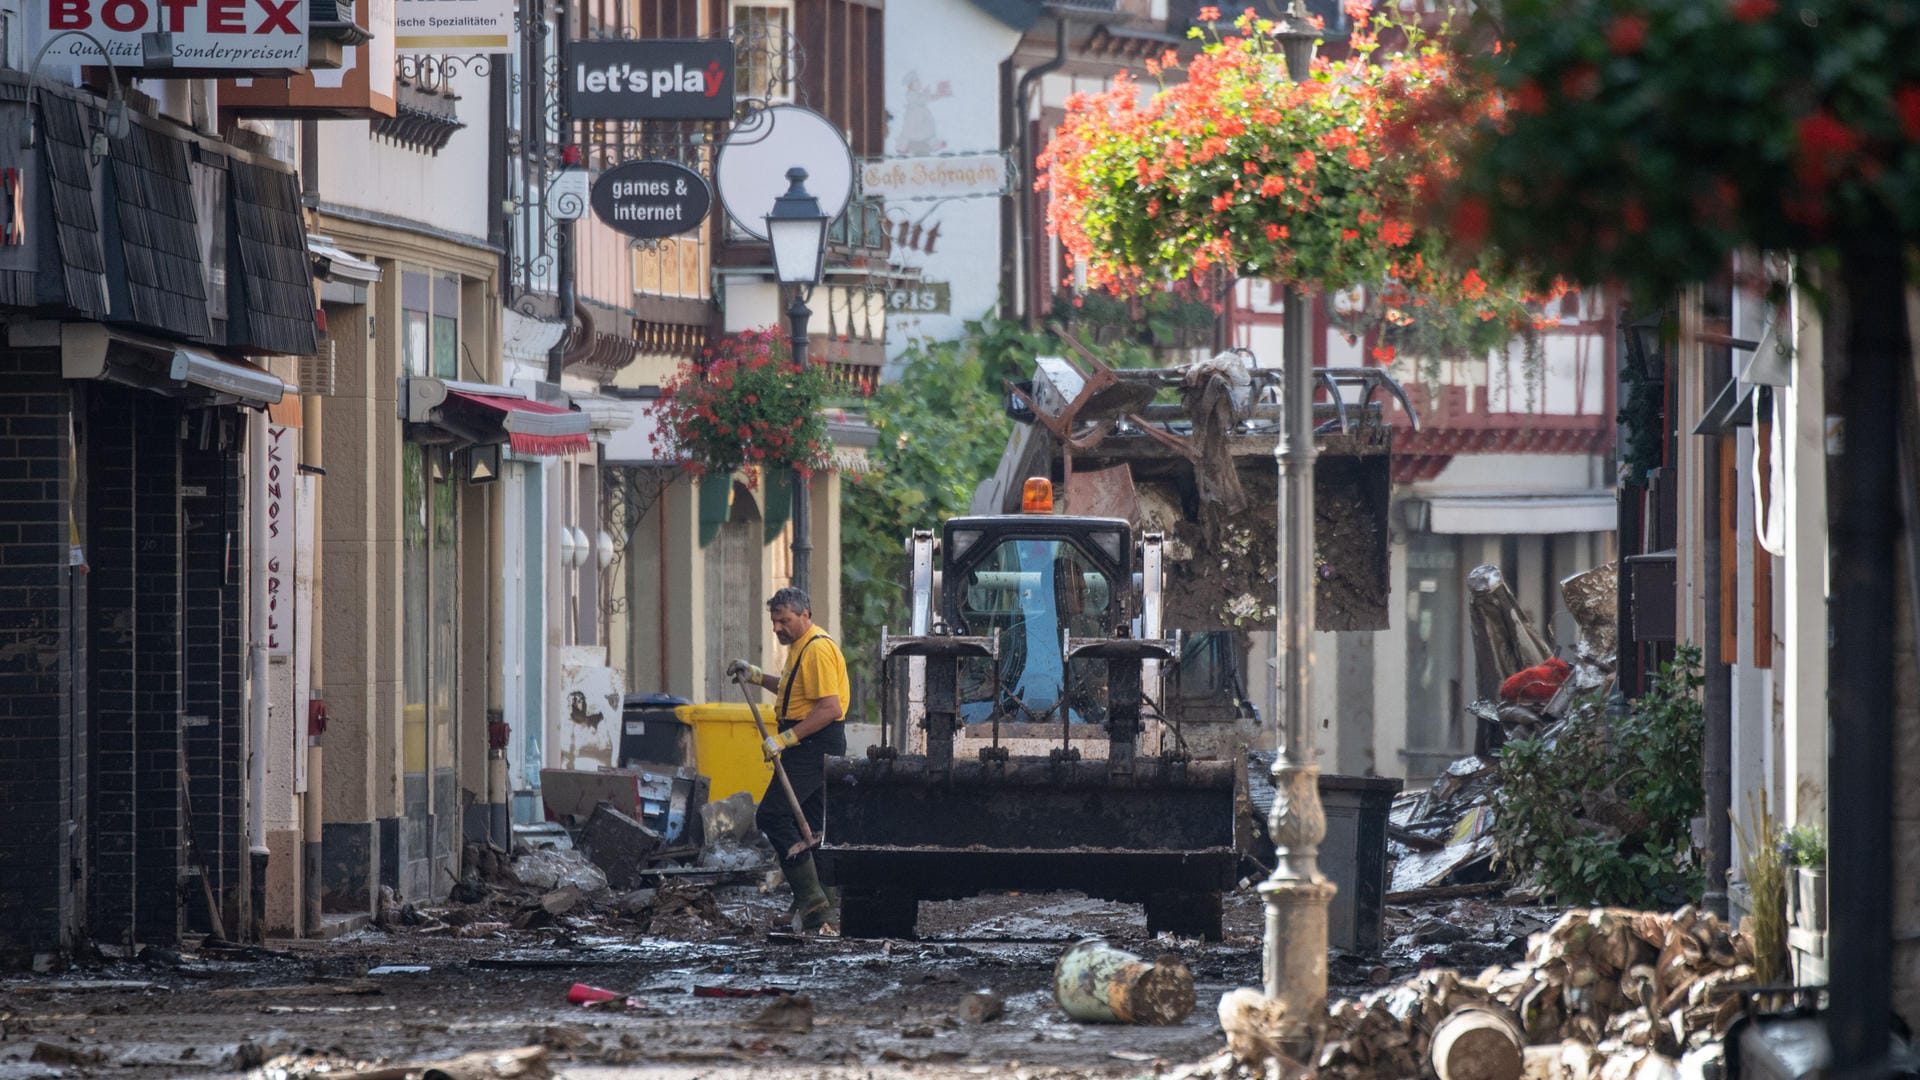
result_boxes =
[566,39,735,121]
[590,161,712,240]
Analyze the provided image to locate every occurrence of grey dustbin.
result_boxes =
[1247,752,1402,954]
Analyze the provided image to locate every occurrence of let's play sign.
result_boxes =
[565,39,735,121]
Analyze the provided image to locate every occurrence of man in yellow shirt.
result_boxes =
[727,586,850,933]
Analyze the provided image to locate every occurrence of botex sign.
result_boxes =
[590,161,711,240]
[43,0,308,69]
[565,39,735,122]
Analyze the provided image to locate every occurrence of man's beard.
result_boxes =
[775,629,793,645]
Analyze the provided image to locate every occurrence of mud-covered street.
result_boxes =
[0,886,1549,1079]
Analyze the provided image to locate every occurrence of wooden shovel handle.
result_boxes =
[734,671,820,854]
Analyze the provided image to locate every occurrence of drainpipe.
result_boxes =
[1701,431,1730,920]
[546,0,575,386]
[302,395,326,936]
[248,411,271,940]
[487,454,509,846]
[1013,17,1066,329]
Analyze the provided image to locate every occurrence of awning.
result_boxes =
[1425,491,1615,535]
[448,391,593,456]
[568,391,638,434]
[58,323,286,407]
[403,377,590,457]
[308,236,382,284]
[170,349,285,405]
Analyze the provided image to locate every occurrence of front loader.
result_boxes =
[823,347,1415,941]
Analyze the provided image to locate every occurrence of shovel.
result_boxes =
[733,670,820,859]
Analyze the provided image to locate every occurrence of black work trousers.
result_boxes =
[757,737,833,870]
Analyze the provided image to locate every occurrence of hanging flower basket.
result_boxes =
[1038,4,1557,352]
[649,327,835,479]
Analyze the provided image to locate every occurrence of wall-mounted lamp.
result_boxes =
[1623,312,1666,380]
[467,443,501,485]
[24,30,131,163]
[141,32,175,70]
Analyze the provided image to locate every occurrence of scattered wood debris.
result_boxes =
[1206,906,1754,1079]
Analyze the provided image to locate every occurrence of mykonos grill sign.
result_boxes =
[566,39,735,121]
[590,161,712,240]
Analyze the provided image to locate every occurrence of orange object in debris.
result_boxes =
[1022,477,1055,514]
[1500,656,1571,705]
[568,983,621,1005]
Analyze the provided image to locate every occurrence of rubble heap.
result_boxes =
[1316,906,1753,1078]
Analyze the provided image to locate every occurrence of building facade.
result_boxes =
[0,61,318,956]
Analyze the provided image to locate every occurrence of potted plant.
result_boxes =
[1782,823,1826,933]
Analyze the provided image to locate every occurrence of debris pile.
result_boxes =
[1469,562,1617,750]
[1387,561,1621,899]
[1209,906,1754,1080]
[1387,758,1501,897]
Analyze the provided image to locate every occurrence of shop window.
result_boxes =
[402,443,461,844]
[403,268,462,379]
[0,3,19,71]
[1405,532,1465,765]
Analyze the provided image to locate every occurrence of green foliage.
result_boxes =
[1493,645,1706,907]
[1781,823,1827,869]
[838,320,1020,714]
[1052,280,1223,351]
[1617,350,1667,486]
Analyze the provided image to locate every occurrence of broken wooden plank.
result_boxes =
[209,981,381,999]
[1385,879,1513,905]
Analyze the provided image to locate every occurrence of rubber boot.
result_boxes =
[784,857,833,933]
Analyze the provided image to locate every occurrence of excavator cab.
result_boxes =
[955,531,1117,727]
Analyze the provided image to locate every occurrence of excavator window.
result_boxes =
[955,537,1112,726]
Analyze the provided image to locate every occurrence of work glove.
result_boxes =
[727,659,764,684]
[762,728,799,761]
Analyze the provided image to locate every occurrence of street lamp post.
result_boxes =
[1260,0,1334,1048]
[765,166,830,594]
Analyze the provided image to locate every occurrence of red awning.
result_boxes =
[446,390,592,456]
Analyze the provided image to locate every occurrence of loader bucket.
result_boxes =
[822,756,1242,940]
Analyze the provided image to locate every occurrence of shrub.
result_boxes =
[1493,645,1705,907]
[1781,823,1826,870]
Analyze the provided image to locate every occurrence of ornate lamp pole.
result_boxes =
[1260,0,1334,1044]
[764,166,830,593]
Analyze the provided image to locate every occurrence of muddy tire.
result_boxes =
[839,891,918,940]
[1145,891,1223,941]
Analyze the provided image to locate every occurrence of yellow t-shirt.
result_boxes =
[777,625,851,727]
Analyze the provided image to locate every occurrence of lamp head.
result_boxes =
[765,166,829,287]
[1270,0,1318,83]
